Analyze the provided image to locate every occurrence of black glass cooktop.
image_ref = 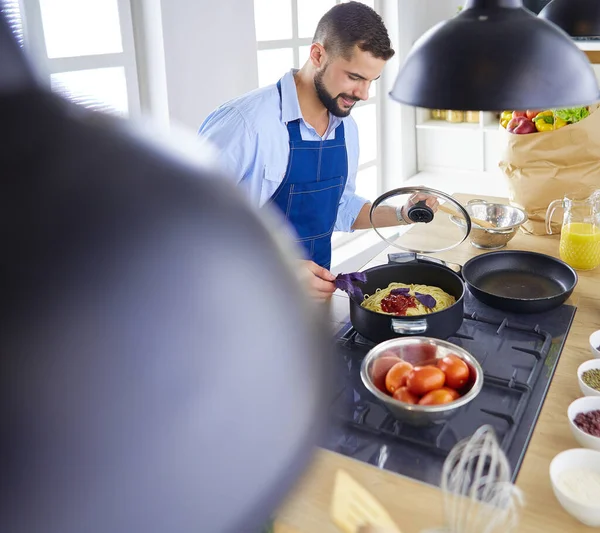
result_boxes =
[322,291,576,488]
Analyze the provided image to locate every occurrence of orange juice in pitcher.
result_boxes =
[547,192,600,271]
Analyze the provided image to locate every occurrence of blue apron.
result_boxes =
[269,80,349,270]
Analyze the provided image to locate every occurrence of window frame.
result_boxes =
[15,0,141,117]
[254,0,382,250]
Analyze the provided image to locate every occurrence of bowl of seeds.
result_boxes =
[578,360,600,398]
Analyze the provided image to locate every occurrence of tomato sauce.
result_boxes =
[380,293,417,316]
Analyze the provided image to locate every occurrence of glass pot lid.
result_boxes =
[369,186,472,254]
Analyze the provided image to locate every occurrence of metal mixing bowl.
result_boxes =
[451,200,528,249]
[360,337,483,427]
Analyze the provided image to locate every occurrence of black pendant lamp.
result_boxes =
[390,0,600,111]
[539,0,600,38]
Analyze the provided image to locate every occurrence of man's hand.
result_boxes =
[399,191,439,223]
[300,260,336,300]
[352,191,440,230]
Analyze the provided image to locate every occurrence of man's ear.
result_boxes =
[309,43,327,68]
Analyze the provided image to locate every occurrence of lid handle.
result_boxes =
[407,200,434,223]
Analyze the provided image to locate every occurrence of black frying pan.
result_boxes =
[462,250,577,313]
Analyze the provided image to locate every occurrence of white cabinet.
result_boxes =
[415,108,503,174]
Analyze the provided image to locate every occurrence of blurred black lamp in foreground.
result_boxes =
[0,12,331,533]
[539,0,600,38]
[390,0,600,111]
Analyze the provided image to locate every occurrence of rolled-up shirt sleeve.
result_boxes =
[198,106,257,185]
[334,118,368,232]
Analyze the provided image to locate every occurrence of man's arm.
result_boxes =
[198,106,258,184]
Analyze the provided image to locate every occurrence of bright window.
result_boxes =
[2,0,140,118]
[253,0,381,247]
[297,0,336,39]
[257,48,294,88]
[1,0,24,47]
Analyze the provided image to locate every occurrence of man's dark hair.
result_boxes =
[313,2,395,61]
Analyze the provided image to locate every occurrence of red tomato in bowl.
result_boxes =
[371,353,401,393]
[406,366,446,396]
[437,354,470,390]
[385,361,414,394]
[418,388,457,406]
[392,386,419,404]
[439,386,460,400]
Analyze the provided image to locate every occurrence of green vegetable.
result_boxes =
[555,107,590,124]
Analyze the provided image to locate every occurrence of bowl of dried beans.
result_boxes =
[568,396,600,451]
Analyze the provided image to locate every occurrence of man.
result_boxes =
[199,2,437,300]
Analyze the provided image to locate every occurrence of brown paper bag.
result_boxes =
[498,105,600,235]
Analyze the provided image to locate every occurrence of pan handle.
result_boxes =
[388,252,418,263]
[415,254,463,275]
[387,253,463,275]
[391,318,427,335]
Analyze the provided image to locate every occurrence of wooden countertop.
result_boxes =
[274,193,600,533]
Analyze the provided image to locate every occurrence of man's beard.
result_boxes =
[314,67,359,118]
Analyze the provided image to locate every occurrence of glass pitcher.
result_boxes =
[546,191,600,271]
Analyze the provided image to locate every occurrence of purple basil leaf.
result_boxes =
[348,271,367,284]
[415,292,436,308]
[390,288,410,296]
[335,272,365,301]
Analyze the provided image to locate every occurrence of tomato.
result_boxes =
[418,388,456,406]
[385,361,414,394]
[525,109,541,120]
[512,110,527,119]
[439,386,461,400]
[437,354,470,390]
[371,354,401,393]
[392,386,419,404]
[406,366,446,396]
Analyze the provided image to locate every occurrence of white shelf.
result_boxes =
[484,123,501,132]
[416,120,481,131]
[414,106,503,174]
[576,41,600,52]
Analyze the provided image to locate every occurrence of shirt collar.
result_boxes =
[279,69,342,131]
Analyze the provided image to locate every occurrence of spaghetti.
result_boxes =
[361,282,455,316]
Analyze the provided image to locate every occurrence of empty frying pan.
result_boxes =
[462,250,578,313]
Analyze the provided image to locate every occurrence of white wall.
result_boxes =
[411,0,463,35]
[383,0,463,186]
[147,0,259,132]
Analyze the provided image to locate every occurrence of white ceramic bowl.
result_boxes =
[577,359,600,397]
[568,396,600,451]
[550,448,600,527]
[590,330,600,358]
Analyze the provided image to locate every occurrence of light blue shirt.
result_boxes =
[198,69,367,232]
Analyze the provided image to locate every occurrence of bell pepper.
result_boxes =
[534,110,555,132]
[555,117,567,129]
[500,110,513,129]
